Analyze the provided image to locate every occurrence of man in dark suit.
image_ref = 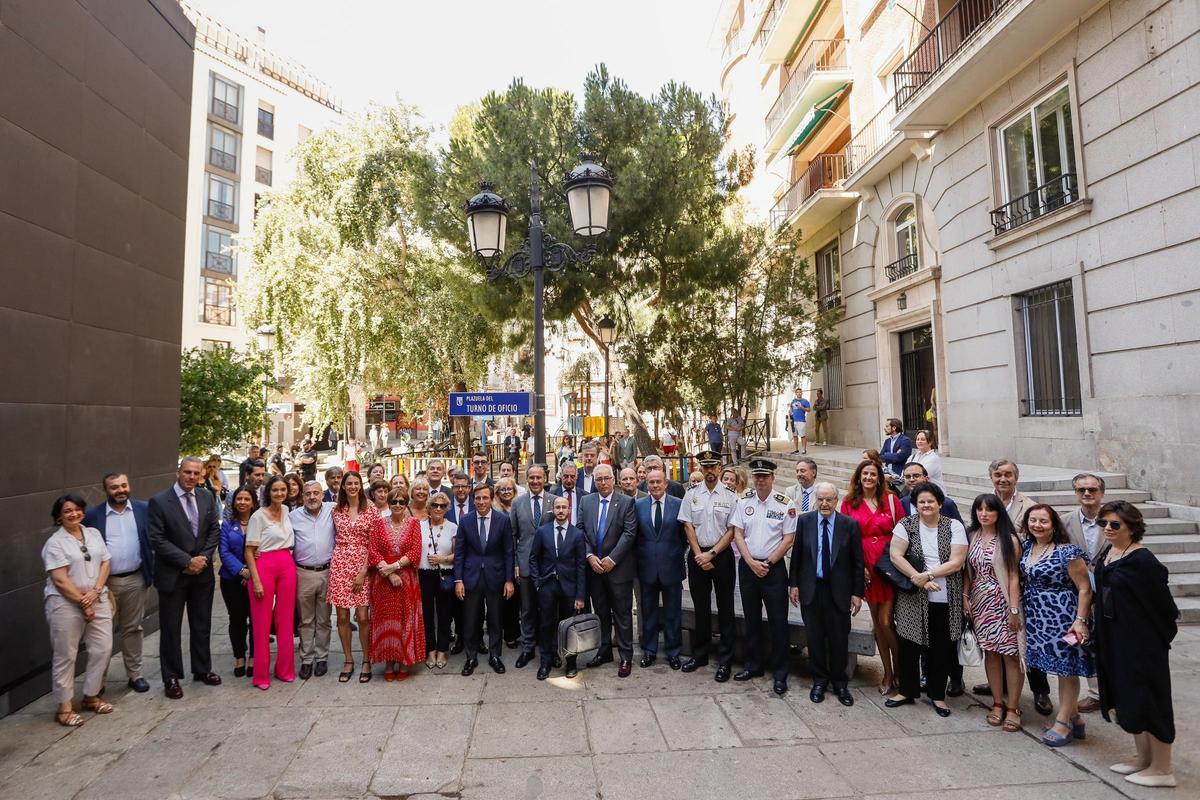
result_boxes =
[83,472,153,692]
[638,455,687,499]
[453,484,515,675]
[899,463,963,521]
[511,464,553,668]
[550,461,584,528]
[880,418,913,481]
[322,465,344,503]
[635,469,686,669]
[578,464,638,677]
[469,452,495,491]
[447,474,475,524]
[147,456,223,698]
[529,494,587,680]
[788,482,864,706]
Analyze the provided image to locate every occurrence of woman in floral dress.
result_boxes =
[328,470,377,683]
[964,494,1023,731]
[369,487,425,680]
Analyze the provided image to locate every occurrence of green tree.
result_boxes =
[179,346,267,456]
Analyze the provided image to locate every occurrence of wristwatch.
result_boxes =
[1009,607,1020,616]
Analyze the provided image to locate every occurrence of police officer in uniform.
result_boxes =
[677,449,739,682]
[730,458,799,695]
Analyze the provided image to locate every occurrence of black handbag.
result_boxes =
[438,569,456,593]
[875,547,919,593]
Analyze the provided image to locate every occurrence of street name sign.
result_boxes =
[449,392,533,417]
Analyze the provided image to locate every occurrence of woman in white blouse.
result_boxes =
[245,475,297,689]
[42,495,114,726]
[906,429,946,491]
[419,493,457,669]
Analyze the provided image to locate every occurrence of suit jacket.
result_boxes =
[880,434,913,474]
[446,495,475,525]
[1005,491,1037,534]
[788,511,865,614]
[578,491,638,583]
[147,484,221,593]
[83,499,153,586]
[511,492,554,577]
[634,493,685,585]
[453,510,515,592]
[638,479,687,499]
[548,485,585,527]
[529,521,587,601]
[1061,509,1104,561]
[900,495,964,524]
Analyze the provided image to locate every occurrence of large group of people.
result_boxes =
[39,434,1182,789]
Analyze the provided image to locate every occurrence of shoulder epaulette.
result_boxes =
[774,492,790,504]
[742,489,755,498]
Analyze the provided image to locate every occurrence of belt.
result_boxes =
[296,562,330,571]
[111,569,142,578]
[420,567,453,574]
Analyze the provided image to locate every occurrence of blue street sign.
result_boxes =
[449,392,533,417]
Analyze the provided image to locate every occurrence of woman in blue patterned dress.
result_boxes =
[1020,503,1094,747]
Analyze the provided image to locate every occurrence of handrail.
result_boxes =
[769,152,848,228]
[721,23,752,65]
[755,0,784,47]
[765,39,848,141]
[845,97,897,175]
[885,253,920,282]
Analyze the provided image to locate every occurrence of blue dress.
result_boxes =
[1020,541,1094,677]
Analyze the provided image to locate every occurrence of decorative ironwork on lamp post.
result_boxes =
[465,156,614,466]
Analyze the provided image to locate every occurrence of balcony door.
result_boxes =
[899,325,936,436]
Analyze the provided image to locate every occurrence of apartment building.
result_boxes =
[715,0,1199,508]
[178,3,342,351]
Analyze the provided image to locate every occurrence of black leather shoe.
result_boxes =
[639,654,657,668]
[564,658,578,679]
[193,672,222,686]
[165,678,183,699]
[932,702,952,718]
[536,664,551,680]
[681,657,707,673]
[314,661,328,677]
[299,663,313,680]
[489,656,506,674]
[461,659,478,676]
[810,684,827,703]
[127,677,150,693]
[773,679,788,696]
[450,641,465,655]
[971,681,991,696]
[884,696,915,708]
[714,664,731,683]
[588,651,614,669]
[515,651,535,669]
[946,679,965,697]
[233,665,246,678]
[733,669,763,682]
[617,660,632,678]
[553,656,563,669]
[1034,693,1053,715]
[667,656,681,670]
[479,642,489,655]
[836,686,854,707]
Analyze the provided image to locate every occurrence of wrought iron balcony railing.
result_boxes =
[817,288,842,312]
[885,253,920,282]
[211,97,239,124]
[845,97,896,175]
[765,39,848,142]
[205,251,234,273]
[207,199,235,222]
[989,173,1078,235]
[209,148,236,172]
[255,166,273,186]
[768,152,848,228]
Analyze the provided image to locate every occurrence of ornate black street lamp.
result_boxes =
[465,156,613,466]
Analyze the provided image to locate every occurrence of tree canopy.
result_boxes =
[178,346,266,456]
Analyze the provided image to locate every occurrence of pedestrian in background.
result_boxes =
[789,387,811,455]
[219,486,257,677]
[724,407,746,462]
[705,413,723,455]
[202,455,228,502]
[811,388,830,445]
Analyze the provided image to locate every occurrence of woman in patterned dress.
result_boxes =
[964,494,1024,731]
[1020,503,1094,747]
[328,470,377,683]
[839,459,904,695]
[369,487,426,680]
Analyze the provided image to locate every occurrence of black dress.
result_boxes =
[1093,548,1179,743]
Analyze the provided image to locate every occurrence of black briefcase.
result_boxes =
[557,613,601,663]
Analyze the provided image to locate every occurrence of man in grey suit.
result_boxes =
[1062,472,1107,713]
[579,464,638,677]
[511,464,554,668]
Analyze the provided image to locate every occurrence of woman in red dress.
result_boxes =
[369,487,426,680]
[840,459,905,695]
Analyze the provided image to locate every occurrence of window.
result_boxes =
[297,124,312,142]
[1017,280,1082,416]
[203,225,235,274]
[255,147,273,186]
[202,278,235,326]
[822,345,844,409]
[208,125,238,172]
[993,83,1079,234]
[815,241,840,311]
[210,74,241,125]
[207,175,237,223]
[257,106,275,139]
[201,339,231,351]
[887,204,919,281]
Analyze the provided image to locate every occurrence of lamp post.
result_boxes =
[597,315,617,438]
[465,157,613,466]
[255,323,276,445]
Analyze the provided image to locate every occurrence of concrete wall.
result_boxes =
[0,0,193,713]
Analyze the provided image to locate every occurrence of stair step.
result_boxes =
[1138,518,1200,535]
[1176,597,1200,624]
[1157,553,1200,571]
[1168,572,1200,597]
[1142,535,1200,555]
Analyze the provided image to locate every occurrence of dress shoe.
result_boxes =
[588,651,614,669]
[479,642,489,655]
[1076,696,1100,714]
[127,677,150,693]
[932,702,953,718]
[553,656,563,669]
[809,684,827,703]
[515,651,535,669]
[299,663,313,680]
[1124,772,1177,788]
[946,679,965,697]
[314,661,328,677]
[639,653,657,668]
[233,665,246,678]
[714,664,732,683]
[617,660,632,678]
[773,679,788,696]
[564,658,578,679]
[667,656,681,670]
[733,669,763,682]
[536,664,551,681]
[193,672,222,686]
[450,641,465,655]
[884,696,915,708]
[836,686,855,707]
[681,657,707,673]
[971,681,991,696]
[1110,762,1150,775]
[1033,693,1053,715]
[461,659,478,676]
[164,678,184,699]
[489,656,506,674]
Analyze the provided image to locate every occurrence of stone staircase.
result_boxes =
[760,445,1200,623]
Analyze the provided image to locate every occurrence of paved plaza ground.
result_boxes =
[2,603,1197,799]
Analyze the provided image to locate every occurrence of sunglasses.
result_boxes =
[1075,487,1100,494]
[430,503,450,509]
[78,542,92,562]
[389,499,408,506]
[1098,520,1122,530]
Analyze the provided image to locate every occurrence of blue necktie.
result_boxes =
[532,495,540,522]
[598,498,609,554]
[480,516,488,550]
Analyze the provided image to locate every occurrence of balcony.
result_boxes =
[769,152,857,234]
[211,97,239,125]
[891,0,1103,130]
[755,0,826,63]
[205,251,234,273]
[207,199,235,223]
[209,148,236,173]
[764,39,851,156]
[884,253,919,282]
[989,173,1079,235]
[720,23,753,77]
[817,288,842,312]
[255,166,273,186]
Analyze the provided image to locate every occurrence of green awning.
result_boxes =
[785,82,849,154]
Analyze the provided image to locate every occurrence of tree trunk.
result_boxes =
[572,306,658,456]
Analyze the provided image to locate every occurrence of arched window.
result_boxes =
[888,204,919,281]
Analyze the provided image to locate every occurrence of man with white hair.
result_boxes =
[579,464,638,677]
[638,454,686,499]
[290,481,336,679]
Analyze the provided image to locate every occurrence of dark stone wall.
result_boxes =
[0,0,194,714]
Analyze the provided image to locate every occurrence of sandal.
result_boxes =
[384,668,396,682]
[878,681,895,696]
[1003,706,1022,732]
[338,661,355,683]
[359,662,373,683]
[82,697,114,714]
[986,703,1005,727]
[1042,719,1074,747]
[55,709,85,727]
[395,669,409,681]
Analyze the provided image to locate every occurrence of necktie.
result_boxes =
[654,499,662,534]
[532,495,540,521]
[479,516,488,549]
[802,488,811,512]
[458,502,466,519]
[566,491,573,524]
[598,498,609,554]
[183,491,199,537]
[820,518,832,578]
[556,525,565,557]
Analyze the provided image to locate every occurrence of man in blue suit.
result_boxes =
[454,484,515,676]
[446,473,475,524]
[529,494,587,680]
[880,418,913,481]
[635,468,686,669]
[83,472,153,692]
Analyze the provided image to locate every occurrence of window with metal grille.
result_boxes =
[203,225,234,274]
[210,74,241,124]
[816,240,841,311]
[257,106,274,139]
[1017,280,1082,416]
[208,125,238,172]
[202,278,235,326]
[207,174,237,223]
[822,345,844,409]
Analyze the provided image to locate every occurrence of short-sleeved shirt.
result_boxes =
[892,517,968,603]
[678,482,739,548]
[725,415,745,433]
[420,519,457,570]
[289,502,336,567]
[704,422,722,443]
[298,450,318,481]
[729,490,799,560]
[246,508,295,552]
[43,526,110,598]
[790,398,811,421]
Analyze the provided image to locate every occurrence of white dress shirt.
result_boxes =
[678,482,737,547]
[730,490,798,560]
[104,503,142,574]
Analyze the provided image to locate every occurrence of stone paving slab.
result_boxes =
[274,706,395,798]
[469,699,588,759]
[369,704,474,796]
[583,697,669,754]
[460,754,596,799]
[716,691,816,744]
[649,694,742,750]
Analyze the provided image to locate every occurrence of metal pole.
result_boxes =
[529,161,547,466]
[603,345,610,438]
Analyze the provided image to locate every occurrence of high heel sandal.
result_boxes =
[1041,719,1074,747]
[1070,714,1086,740]
[384,666,396,682]
[986,703,1005,726]
[359,662,373,683]
[338,661,355,683]
[1002,706,1022,732]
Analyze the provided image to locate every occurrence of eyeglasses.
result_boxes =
[1075,487,1100,494]
[389,499,408,506]
[1098,520,1123,530]
[430,503,450,510]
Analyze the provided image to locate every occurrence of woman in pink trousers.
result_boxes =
[245,474,298,689]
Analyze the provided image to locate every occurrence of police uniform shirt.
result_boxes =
[729,489,799,560]
[678,482,738,548]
